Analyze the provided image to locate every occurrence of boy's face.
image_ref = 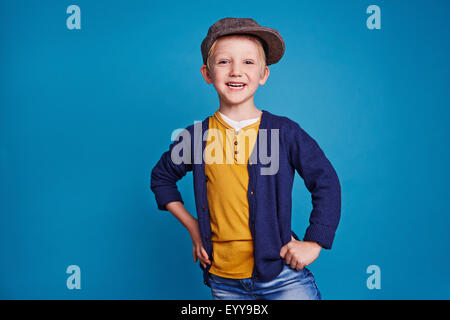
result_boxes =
[201,36,270,107]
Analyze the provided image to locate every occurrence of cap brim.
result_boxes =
[218,27,285,65]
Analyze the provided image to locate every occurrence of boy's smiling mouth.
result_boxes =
[226,82,246,91]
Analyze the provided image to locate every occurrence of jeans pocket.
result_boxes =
[208,272,230,285]
[208,272,218,283]
[278,265,321,299]
[287,265,315,283]
[300,268,321,299]
[284,263,309,273]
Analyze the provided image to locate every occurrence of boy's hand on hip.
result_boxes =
[280,236,322,270]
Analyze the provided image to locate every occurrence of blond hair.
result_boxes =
[206,34,267,76]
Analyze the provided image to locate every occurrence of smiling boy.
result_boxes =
[150,17,341,300]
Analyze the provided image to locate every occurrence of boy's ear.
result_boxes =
[259,66,270,85]
[200,65,213,84]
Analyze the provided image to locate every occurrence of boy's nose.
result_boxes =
[229,63,242,76]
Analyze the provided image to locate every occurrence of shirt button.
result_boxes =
[250,191,254,195]
[234,141,238,145]
[249,162,253,165]
[234,150,238,154]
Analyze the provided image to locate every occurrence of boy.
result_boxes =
[150,17,341,300]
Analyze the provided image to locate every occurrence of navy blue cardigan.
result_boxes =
[150,109,341,287]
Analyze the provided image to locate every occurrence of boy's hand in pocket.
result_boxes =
[280,236,321,270]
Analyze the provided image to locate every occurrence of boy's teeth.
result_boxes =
[227,83,245,87]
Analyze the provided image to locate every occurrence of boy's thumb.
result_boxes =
[280,245,287,258]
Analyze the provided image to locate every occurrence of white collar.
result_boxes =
[218,111,260,131]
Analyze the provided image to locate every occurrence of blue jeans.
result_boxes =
[208,264,322,300]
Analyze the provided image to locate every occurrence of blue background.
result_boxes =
[1,0,449,299]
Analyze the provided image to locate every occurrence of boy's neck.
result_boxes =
[218,101,262,122]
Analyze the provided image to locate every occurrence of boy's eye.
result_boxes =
[217,60,254,64]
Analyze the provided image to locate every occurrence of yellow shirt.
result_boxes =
[205,110,261,279]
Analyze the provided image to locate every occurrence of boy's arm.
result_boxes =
[150,130,192,211]
[166,201,211,268]
[150,131,211,267]
[287,122,341,250]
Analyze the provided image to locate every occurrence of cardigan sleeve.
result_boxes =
[287,122,341,249]
[150,128,193,211]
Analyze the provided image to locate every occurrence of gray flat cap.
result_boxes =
[201,17,285,66]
